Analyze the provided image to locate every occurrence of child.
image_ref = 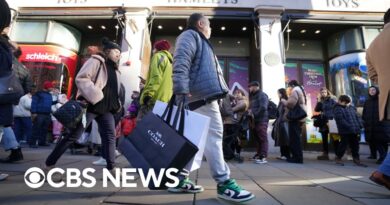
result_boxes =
[333,95,366,167]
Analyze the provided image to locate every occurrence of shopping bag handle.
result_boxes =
[161,95,175,124]
[172,100,185,136]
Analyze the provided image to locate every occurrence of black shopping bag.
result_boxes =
[119,97,198,190]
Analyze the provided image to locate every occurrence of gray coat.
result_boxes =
[173,29,229,103]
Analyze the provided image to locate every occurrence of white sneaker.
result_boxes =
[115,150,121,158]
[276,156,287,160]
[255,158,268,164]
[347,155,353,161]
[0,173,9,181]
[93,157,107,166]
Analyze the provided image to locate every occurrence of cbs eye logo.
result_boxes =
[24,167,45,188]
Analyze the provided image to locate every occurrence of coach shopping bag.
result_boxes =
[119,98,198,189]
[153,100,210,172]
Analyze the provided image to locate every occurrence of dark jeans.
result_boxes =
[320,131,329,153]
[367,139,378,158]
[254,122,269,158]
[375,140,389,160]
[30,114,51,145]
[13,117,32,142]
[288,121,303,162]
[280,145,290,158]
[336,134,360,160]
[46,112,116,170]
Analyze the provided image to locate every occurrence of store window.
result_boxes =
[47,22,81,51]
[327,28,364,58]
[329,52,368,108]
[364,27,382,47]
[285,40,324,61]
[285,61,326,144]
[11,21,48,43]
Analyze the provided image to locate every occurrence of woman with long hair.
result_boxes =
[281,80,307,163]
[272,88,290,160]
[314,87,338,160]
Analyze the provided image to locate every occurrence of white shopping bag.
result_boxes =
[153,101,210,172]
[328,119,339,134]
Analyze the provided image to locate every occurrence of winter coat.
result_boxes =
[333,104,363,135]
[314,96,337,132]
[0,37,13,126]
[249,90,269,123]
[173,29,229,104]
[284,86,307,122]
[76,54,121,105]
[13,93,32,117]
[220,95,237,125]
[140,50,173,106]
[31,91,53,114]
[232,95,249,122]
[315,96,337,120]
[362,90,388,142]
[366,23,390,121]
[272,102,289,146]
[13,57,32,94]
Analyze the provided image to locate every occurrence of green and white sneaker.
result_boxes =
[217,179,255,203]
[167,178,204,193]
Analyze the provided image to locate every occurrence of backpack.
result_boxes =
[268,100,278,119]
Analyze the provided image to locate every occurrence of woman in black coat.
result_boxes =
[0,0,13,129]
[314,88,338,160]
[0,0,12,181]
[363,86,389,164]
[272,88,290,160]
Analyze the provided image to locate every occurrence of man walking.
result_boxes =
[170,13,254,202]
[138,40,173,119]
[248,81,269,164]
[367,8,390,190]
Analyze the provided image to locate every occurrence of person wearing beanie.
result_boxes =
[44,37,123,174]
[138,39,173,120]
[30,81,55,148]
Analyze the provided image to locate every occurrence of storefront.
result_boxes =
[5,0,389,150]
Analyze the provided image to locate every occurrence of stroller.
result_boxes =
[222,112,253,163]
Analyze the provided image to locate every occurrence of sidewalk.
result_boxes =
[0,144,389,205]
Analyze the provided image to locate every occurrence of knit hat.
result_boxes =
[154,40,171,51]
[43,81,54,90]
[102,37,121,52]
[248,81,260,87]
[0,0,11,32]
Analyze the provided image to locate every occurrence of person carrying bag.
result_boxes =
[44,38,123,174]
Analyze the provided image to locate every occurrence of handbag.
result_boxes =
[53,58,103,129]
[287,103,307,121]
[53,100,85,129]
[0,71,24,104]
[286,87,307,121]
[312,114,327,128]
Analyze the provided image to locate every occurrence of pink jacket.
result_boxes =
[76,55,121,105]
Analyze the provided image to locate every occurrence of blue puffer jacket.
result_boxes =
[31,91,53,114]
[333,104,363,135]
[173,29,229,103]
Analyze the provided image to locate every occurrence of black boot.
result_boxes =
[0,147,24,163]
